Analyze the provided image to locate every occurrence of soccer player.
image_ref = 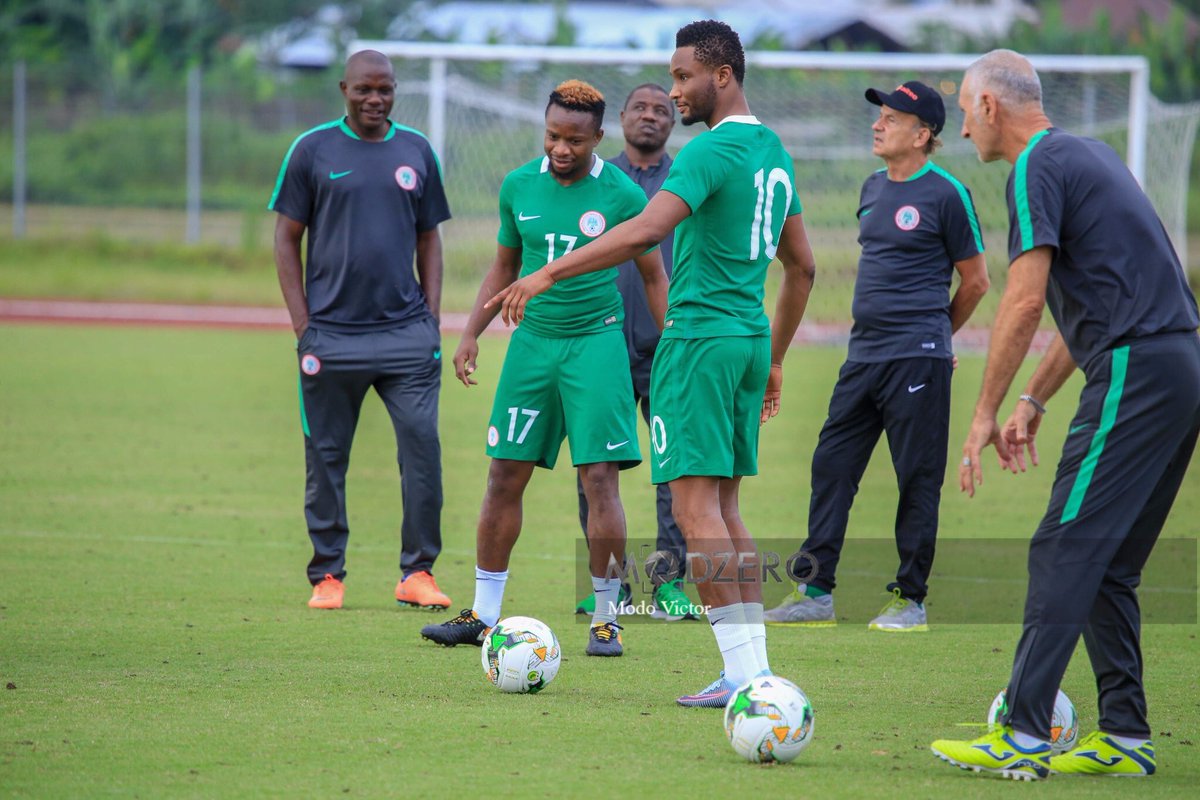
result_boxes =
[419,80,668,657]
[930,49,1200,780]
[270,50,453,611]
[573,83,696,622]
[765,81,988,631]
[489,21,817,706]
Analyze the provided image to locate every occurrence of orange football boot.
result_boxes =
[395,571,451,609]
[308,574,344,609]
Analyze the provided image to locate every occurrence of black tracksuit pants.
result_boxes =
[1005,332,1200,740]
[297,317,443,584]
[801,357,953,603]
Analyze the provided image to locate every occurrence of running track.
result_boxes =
[0,297,1055,352]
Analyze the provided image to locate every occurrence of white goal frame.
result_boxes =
[352,41,1151,186]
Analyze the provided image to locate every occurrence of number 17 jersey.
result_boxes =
[659,115,802,339]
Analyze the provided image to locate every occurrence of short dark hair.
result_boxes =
[676,20,745,86]
[623,83,671,110]
[547,79,606,131]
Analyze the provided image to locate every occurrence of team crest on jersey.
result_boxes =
[579,210,607,237]
[894,205,921,230]
[301,354,321,375]
[487,426,500,447]
[394,165,418,191]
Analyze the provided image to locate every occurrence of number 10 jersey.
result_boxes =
[658,115,802,339]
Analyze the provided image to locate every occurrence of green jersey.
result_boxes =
[497,155,650,338]
[659,116,802,339]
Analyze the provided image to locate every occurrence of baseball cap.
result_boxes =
[865,80,945,136]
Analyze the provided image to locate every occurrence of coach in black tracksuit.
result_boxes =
[269,51,451,606]
[957,52,1200,749]
[784,82,988,620]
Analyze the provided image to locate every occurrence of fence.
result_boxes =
[3,44,1198,323]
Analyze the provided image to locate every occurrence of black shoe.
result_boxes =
[585,621,623,657]
[421,608,487,647]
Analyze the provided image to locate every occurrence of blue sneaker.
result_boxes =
[676,672,738,708]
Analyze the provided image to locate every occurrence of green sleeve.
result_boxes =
[660,135,729,213]
[496,172,520,248]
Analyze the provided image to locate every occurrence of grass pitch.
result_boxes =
[1,324,1197,798]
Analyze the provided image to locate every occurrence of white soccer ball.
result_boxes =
[987,687,1079,753]
[480,616,561,694]
[723,675,815,763]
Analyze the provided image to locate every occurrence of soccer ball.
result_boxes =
[480,616,561,694]
[987,688,1079,753]
[723,675,815,763]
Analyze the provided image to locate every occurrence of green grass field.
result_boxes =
[1,323,1197,798]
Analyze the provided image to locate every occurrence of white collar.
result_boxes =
[539,154,604,177]
[711,114,761,131]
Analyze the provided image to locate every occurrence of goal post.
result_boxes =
[350,40,1195,327]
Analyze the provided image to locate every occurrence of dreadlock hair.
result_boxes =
[676,20,745,86]
[547,80,606,132]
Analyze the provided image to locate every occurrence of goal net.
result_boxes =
[354,41,1198,329]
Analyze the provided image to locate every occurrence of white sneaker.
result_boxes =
[868,589,928,632]
[764,584,836,626]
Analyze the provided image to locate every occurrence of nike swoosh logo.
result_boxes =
[518,212,541,221]
[907,384,926,393]
[1068,423,1091,435]
[606,440,629,451]
[657,457,672,467]
[329,170,353,180]
[861,208,872,217]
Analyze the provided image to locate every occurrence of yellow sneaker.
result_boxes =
[308,574,344,609]
[931,726,1051,781]
[395,571,451,609]
[1050,731,1155,776]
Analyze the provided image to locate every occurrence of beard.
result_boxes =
[680,80,717,126]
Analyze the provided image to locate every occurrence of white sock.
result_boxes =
[591,576,621,625]
[743,602,770,675]
[1106,733,1150,748]
[1010,730,1049,750]
[473,566,508,627]
[708,603,759,687]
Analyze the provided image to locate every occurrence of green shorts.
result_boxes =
[486,327,641,469]
[648,335,770,484]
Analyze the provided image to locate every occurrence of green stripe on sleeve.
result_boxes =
[267,119,342,211]
[1060,346,1129,523]
[298,375,310,438]
[931,163,985,253]
[1013,129,1049,252]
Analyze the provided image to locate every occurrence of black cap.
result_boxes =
[865,80,945,136]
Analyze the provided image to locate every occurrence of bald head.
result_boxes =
[344,49,393,81]
[340,50,395,140]
[965,49,1043,109]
